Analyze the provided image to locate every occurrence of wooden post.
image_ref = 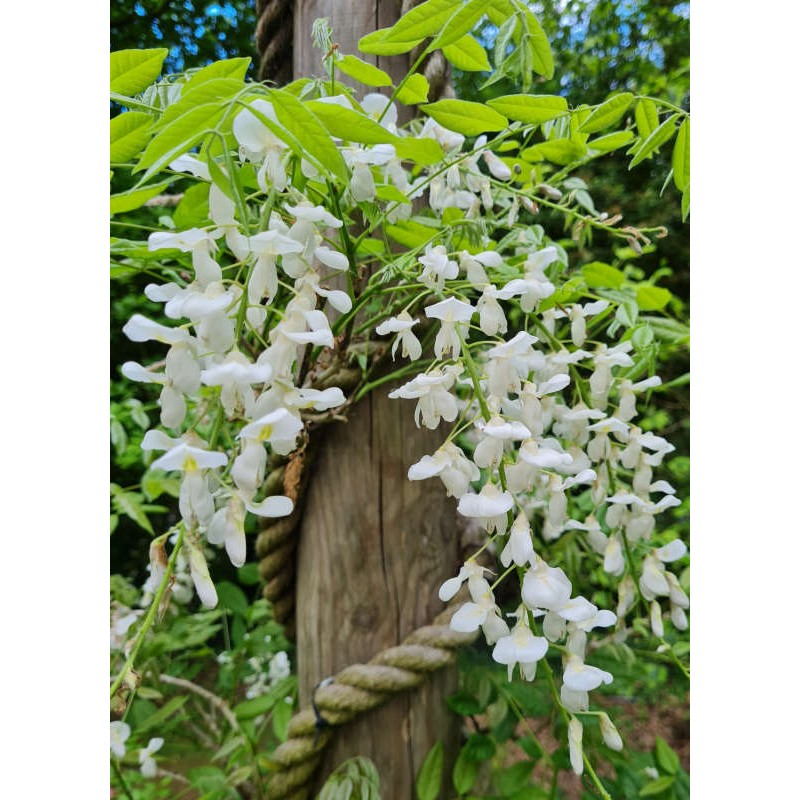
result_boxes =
[292,1,462,795]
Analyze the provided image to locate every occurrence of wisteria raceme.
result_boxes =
[117,73,688,780]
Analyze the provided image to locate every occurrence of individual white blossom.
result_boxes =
[110,721,131,759]
[139,737,164,778]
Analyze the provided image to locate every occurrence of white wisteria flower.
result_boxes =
[554,299,609,346]
[492,612,549,680]
[148,228,224,287]
[418,244,459,290]
[110,721,131,759]
[233,99,289,191]
[388,368,461,429]
[239,407,304,456]
[139,737,164,778]
[457,482,514,535]
[408,441,479,498]
[500,510,535,567]
[376,312,422,361]
[201,352,273,416]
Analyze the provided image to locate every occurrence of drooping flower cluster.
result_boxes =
[118,75,687,779]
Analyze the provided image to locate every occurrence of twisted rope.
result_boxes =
[263,605,478,799]
[255,0,294,84]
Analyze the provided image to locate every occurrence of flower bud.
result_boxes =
[599,712,623,751]
[568,717,584,775]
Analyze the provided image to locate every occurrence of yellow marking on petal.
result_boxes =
[183,454,198,472]
[258,424,273,442]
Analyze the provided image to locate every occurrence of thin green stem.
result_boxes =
[110,527,185,699]
[354,360,435,402]
[377,48,429,124]
[111,759,135,800]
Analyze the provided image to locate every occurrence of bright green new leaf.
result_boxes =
[522,10,554,79]
[579,92,634,133]
[272,697,292,742]
[396,73,430,105]
[358,28,419,55]
[487,94,567,124]
[375,184,411,205]
[420,99,508,136]
[629,113,679,168]
[639,775,676,797]
[442,34,491,72]
[110,48,168,95]
[415,741,444,800]
[430,0,487,50]
[588,129,635,153]
[394,136,443,165]
[636,285,672,311]
[269,89,349,182]
[110,112,153,163]
[672,118,690,192]
[378,0,463,45]
[182,57,251,93]
[110,484,154,533]
[522,139,586,165]
[386,219,438,248]
[634,98,659,141]
[336,54,392,87]
[135,696,189,734]
[305,101,396,145]
[110,177,174,214]
[157,78,244,129]
[583,261,625,289]
[681,183,690,222]
[136,102,224,180]
[173,183,211,228]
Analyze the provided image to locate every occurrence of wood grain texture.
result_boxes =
[295,386,461,796]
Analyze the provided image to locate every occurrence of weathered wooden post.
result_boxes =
[286,1,462,795]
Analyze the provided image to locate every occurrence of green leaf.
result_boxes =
[156,78,243,130]
[272,697,293,742]
[396,73,430,105]
[634,98,659,142]
[360,0,462,54]
[337,55,392,87]
[420,99,507,136]
[495,762,533,795]
[110,514,119,534]
[385,219,438,248]
[579,92,634,133]
[182,57,251,93]
[487,94,567,125]
[415,741,444,800]
[141,471,180,501]
[446,690,483,716]
[110,485,155,533]
[237,563,261,586]
[216,581,250,616]
[394,136,444,165]
[269,89,349,182]
[672,118,689,192]
[588,129,635,153]
[640,775,676,797]
[110,48,168,95]
[173,182,211,228]
[629,113,679,169]
[636,285,672,311]
[442,34,491,71]
[234,694,277,721]
[462,732,496,761]
[452,746,479,794]
[654,737,681,775]
[681,183,690,222]
[110,178,174,213]
[520,8,554,79]
[375,184,411,205]
[616,300,638,328]
[358,28,419,56]
[430,0,487,50]
[136,103,224,180]
[521,138,586,165]
[305,101,396,145]
[135,696,189,733]
[110,112,154,163]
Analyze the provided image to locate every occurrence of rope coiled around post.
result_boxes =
[262,605,478,799]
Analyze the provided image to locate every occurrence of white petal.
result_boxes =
[246,495,294,518]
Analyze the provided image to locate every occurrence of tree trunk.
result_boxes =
[292,1,462,795]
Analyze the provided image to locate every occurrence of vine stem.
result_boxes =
[109,527,185,699]
[111,758,135,800]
